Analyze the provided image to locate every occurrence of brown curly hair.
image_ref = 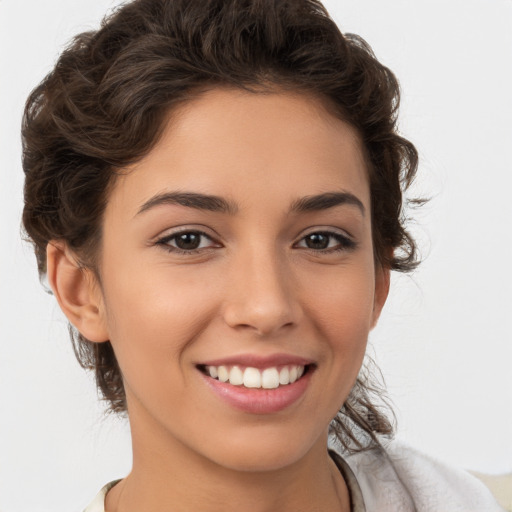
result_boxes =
[22,0,419,452]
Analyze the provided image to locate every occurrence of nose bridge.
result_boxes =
[222,238,300,336]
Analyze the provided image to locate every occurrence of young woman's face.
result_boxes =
[94,88,388,471]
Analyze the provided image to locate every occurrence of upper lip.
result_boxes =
[198,353,314,369]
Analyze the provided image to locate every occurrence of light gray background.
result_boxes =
[1,0,511,510]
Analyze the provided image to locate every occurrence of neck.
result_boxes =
[106,406,350,512]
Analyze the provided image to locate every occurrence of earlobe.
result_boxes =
[371,264,390,329]
[46,241,109,343]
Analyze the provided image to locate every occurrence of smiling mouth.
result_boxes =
[197,364,313,389]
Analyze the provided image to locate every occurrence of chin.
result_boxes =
[197,424,325,473]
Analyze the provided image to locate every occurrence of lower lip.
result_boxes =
[200,370,312,414]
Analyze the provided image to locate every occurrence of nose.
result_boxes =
[221,244,302,337]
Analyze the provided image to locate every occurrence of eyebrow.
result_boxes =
[136,190,365,217]
[289,191,365,216]
[136,192,239,216]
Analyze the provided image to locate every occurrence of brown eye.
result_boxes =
[156,230,220,254]
[296,231,356,252]
[304,233,330,250]
[174,232,202,250]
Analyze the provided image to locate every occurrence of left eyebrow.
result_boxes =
[289,191,365,216]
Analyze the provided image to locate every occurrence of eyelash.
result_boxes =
[155,229,357,255]
[155,230,220,255]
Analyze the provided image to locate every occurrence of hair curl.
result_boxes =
[22,0,419,452]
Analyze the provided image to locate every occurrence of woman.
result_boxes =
[21,0,504,510]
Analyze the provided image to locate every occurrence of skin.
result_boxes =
[47,88,389,512]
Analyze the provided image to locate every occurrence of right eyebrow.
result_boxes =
[136,191,239,217]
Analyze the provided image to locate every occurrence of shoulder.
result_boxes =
[333,438,505,512]
[83,480,121,512]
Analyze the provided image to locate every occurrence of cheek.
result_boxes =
[301,262,375,377]
[304,262,375,335]
[99,260,221,374]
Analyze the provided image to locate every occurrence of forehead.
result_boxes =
[107,88,370,217]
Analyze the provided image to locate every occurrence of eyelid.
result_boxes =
[298,225,353,238]
[295,226,354,242]
[154,226,222,254]
[293,228,357,252]
[152,223,220,239]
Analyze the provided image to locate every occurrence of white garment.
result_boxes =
[83,440,504,512]
[331,439,505,511]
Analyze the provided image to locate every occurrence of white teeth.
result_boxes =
[228,366,243,386]
[279,367,290,385]
[218,365,229,382]
[279,366,290,385]
[243,367,262,388]
[205,364,306,388]
[261,368,280,389]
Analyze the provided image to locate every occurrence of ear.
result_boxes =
[371,263,390,329]
[46,241,109,342]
